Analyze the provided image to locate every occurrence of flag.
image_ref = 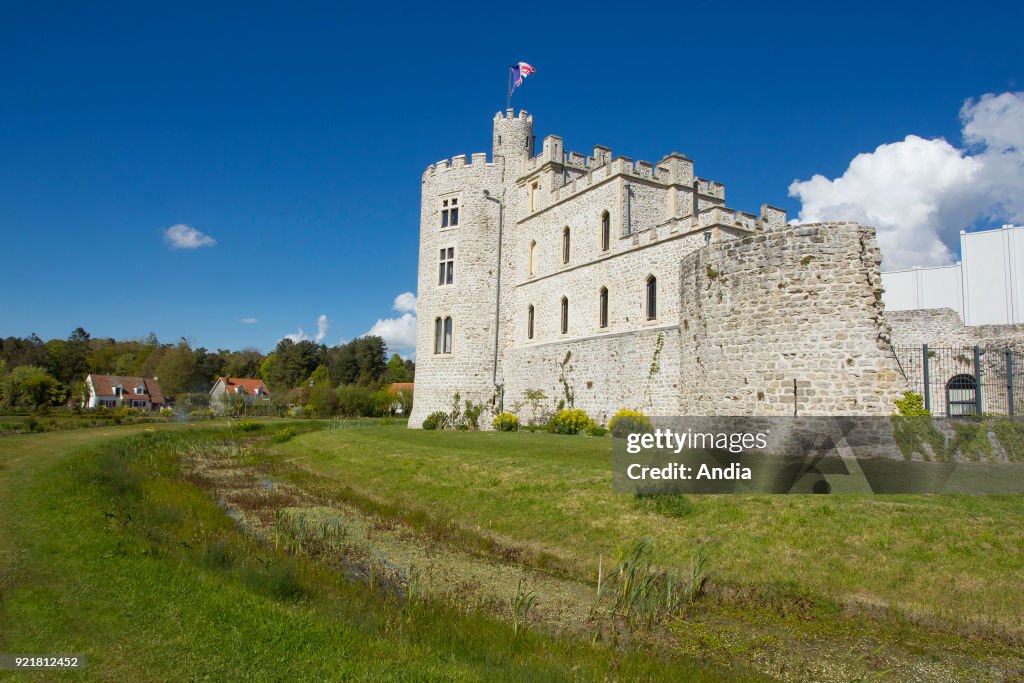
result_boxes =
[509,62,537,98]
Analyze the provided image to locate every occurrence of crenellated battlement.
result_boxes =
[422,152,494,179]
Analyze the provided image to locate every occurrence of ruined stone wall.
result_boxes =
[678,223,908,415]
[887,308,1024,350]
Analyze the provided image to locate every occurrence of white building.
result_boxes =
[882,225,1024,325]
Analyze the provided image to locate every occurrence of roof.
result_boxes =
[217,377,270,397]
[88,374,165,405]
[387,383,414,394]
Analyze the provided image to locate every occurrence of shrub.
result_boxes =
[422,411,449,430]
[463,400,483,430]
[894,391,930,416]
[271,426,297,444]
[236,419,261,432]
[586,423,608,437]
[336,384,377,418]
[609,408,653,438]
[547,408,594,435]
[492,412,520,432]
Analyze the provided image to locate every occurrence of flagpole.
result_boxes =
[506,65,513,111]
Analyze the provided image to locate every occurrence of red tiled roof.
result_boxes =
[88,374,165,405]
[387,383,414,394]
[218,377,270,397]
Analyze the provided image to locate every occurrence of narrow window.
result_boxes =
[527,305,534,340]
[438,247,455,285]
[599,287,608,328]
[434,317,443,354]
[601,211,610,251]
[529,240,537,275]
[646,275,657,321]
[560,297,569,334]
[440,196,459,227]
[529,182,539,212]
[562,227,570,264]
[443,317,453,353]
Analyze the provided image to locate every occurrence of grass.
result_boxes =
[276,424,1024,641]
[0,424,747,681]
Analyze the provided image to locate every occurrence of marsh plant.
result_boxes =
[511,578,538,638]
[599,539,711,628]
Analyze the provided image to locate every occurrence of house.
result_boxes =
[85,374,166,411]
[210,377,271,412]
[387,382,414,415]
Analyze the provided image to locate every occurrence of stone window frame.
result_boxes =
[600,210,611,252]
[645,274,658,322]
[439,193,461,229]
[527,304,535,340]
[438,246,455,286]
[598,286,609,329]
[562,226,571,265]
[560,296,569,335]
[529,181,540,213]
[434,316,454,354]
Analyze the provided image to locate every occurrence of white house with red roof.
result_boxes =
[210,376,271,412]
[85,374,166,411]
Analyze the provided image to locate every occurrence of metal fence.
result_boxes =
[892,344,1024,417]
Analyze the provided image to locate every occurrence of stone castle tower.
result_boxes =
[408,111,907,428]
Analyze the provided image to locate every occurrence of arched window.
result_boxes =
[599,287,609,328]
[601,211,610,252]
[529,240,537,275]
[527,305,535,340]
[560,297,569,334]
[946,374,978,416]
[562,227,571,264]
[645,275,657,321]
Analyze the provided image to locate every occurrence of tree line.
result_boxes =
[0,328,414,410]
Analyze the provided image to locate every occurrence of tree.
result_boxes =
[154,339,204,398]
[384,354,410,383]
[7,366,66,409]
[354,336,387,386]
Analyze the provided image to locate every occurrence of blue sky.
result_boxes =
[2,1,1021,355]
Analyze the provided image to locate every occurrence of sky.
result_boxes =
[1,1,1022,357]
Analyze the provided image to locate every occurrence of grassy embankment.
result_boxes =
[277,425,1024,650]
[0,423,743,682]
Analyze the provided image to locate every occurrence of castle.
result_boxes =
[408,110,909,428]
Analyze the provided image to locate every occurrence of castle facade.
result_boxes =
[409,111,908,427]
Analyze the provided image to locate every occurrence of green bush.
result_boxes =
[547,409,594,435]
[609,408,653,438]
[894,391,930,416]
[271,427,297,444]
[492,412,520,432]
[422,411,448,430]
[586,423,608,437]
[236,419,261,432]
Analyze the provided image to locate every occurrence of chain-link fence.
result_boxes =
[892,345,1024,417]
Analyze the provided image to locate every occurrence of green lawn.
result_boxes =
[0,423,745,682]
[279,424,1024,640]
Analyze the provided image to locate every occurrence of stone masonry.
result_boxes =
[408,111,910,427]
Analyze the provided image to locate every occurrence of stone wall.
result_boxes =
[678,223,908,415]
[887,308,1024,350]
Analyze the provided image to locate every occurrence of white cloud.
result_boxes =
[366,292,419,355]
[368,313,417,351]
[315,314,330,343]
[240,317,258,324]
[163,223,217,249]
[282,314,330,343]
[393,292,417,314]
[789,91,1024,270]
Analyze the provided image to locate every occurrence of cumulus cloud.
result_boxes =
[163,223,217,249]
[366,292,418,355]
[789,92,1024,269]
[393,292,417,314]
[240,317,258,324]
[283,314,330,343]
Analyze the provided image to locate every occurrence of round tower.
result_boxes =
[492,109,535,170]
